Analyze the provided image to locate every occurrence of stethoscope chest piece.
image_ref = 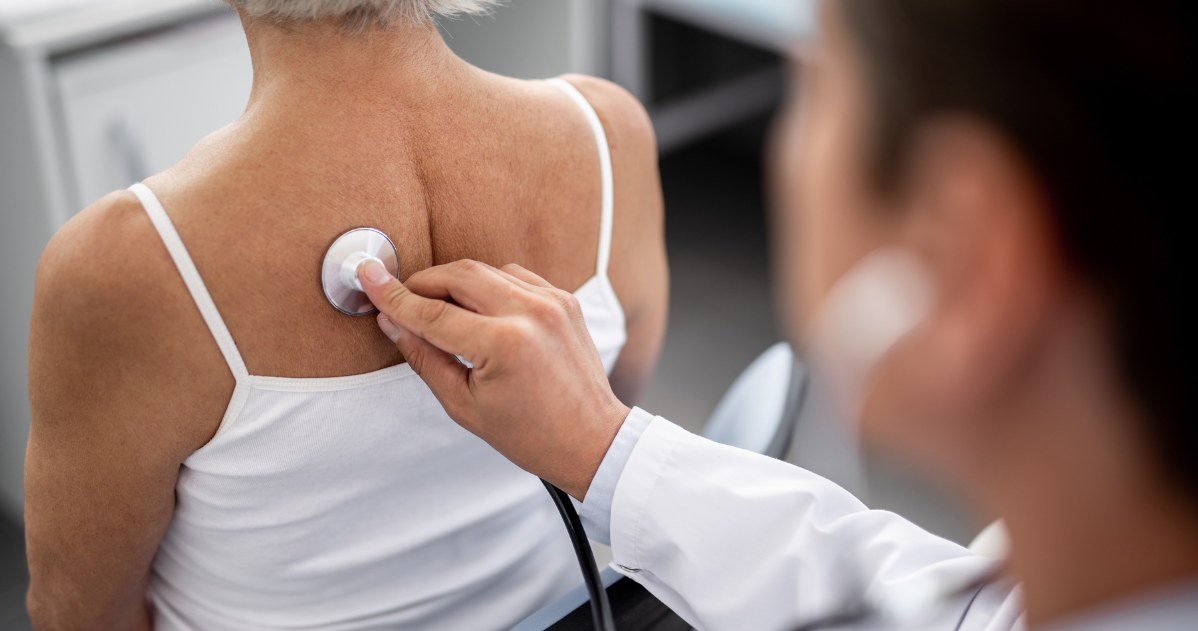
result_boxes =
[321,228,400,317]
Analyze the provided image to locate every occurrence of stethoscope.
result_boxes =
[321,228,402,317]
[320,228,1005,631]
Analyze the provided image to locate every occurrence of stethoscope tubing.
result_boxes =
[542,480,617,631]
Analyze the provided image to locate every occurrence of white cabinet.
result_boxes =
[52,15,252,215]
[611,0,815,151]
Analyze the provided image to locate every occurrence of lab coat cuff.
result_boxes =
[578,407,655,545]
[608,415,689,574]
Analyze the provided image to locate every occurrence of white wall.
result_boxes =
[441,0,608,78]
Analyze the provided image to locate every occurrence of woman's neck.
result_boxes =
[237,14,480,125]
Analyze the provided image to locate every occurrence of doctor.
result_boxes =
[355,0,1197,628]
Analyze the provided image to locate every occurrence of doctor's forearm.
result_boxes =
[597,415,1003,630]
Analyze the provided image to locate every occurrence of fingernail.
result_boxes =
[377,315,402,343]
[360,260,392,286]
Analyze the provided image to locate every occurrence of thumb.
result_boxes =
[357,259,481,355]
[358,259,410,315]
[378,314,473,414]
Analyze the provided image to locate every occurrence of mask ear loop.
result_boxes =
[799,248,934,505]
[806,247,935,422]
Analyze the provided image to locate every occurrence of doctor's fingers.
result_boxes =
[403,260,535,315]
[358,262,493,356]
[384,317,474,416]
[500,263,555,289]
[495,264,587,324]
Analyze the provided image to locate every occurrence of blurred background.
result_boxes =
[0,0,975,627]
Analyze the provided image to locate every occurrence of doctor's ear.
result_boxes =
[869,117,1068,442]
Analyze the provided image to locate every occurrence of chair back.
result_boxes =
[703,342,808,459]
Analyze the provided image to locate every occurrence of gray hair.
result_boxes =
[225,0,502,25]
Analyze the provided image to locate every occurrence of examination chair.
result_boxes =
[512,342,809,630]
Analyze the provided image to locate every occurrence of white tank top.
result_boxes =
[131,78,628,631]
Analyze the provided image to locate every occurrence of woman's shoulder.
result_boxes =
[38,189,159,315]
[32,188,232,451]
[35,188,195,375]
[41,141,235,296]
[553,74,658,163]
[37,178,236,348]
[538,74,661,224]
[552,73,662,223]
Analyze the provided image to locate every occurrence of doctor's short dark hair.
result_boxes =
[841,0,1197,496]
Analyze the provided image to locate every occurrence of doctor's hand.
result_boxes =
[358,259,632,500]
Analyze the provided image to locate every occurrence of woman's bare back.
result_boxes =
[147,73,650,378]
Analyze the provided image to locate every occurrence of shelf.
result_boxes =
[639,0,817,53]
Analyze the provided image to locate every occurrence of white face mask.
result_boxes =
[805,248,935,427]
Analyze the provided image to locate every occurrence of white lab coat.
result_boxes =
[604,417,1198,630]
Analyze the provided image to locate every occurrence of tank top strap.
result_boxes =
[547,77,615,278]
[129,183,250,381]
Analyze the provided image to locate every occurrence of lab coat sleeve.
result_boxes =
[608,415,1018,631]
[579,407,654,545]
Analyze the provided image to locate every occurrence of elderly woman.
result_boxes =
[24,0,667,629]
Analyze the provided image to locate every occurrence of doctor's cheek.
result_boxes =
[769,84,876,347]
[768,91,822,344]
